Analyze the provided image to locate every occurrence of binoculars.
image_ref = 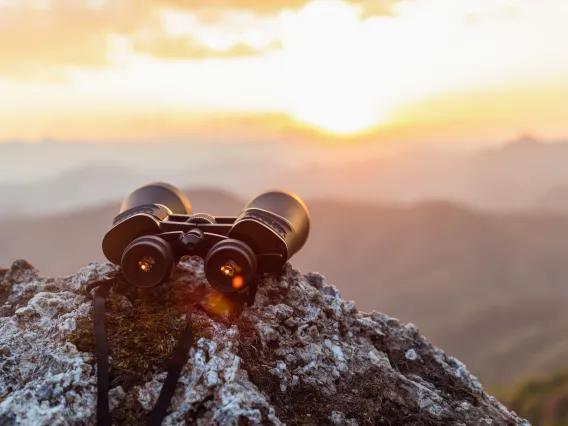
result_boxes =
[101,182,310,304]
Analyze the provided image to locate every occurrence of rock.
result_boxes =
[0,258,530,425]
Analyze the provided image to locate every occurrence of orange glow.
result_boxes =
[0,0,567,141]
[232,276,244,289]
[203,292,236,317]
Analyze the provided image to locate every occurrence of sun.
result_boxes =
[282,60,389,135]
[289,101,385,135]
[276,0,390,135]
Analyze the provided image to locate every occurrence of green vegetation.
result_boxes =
[69,291,212,391]
[491,365,568,426]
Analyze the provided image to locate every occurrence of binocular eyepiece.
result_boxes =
[102,182,310,303]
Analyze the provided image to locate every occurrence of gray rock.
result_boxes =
[0,258,529,425]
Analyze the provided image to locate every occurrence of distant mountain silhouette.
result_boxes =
[475,134,567,163]
[461,135,568,210]
[535,184,568,213]
[1,188,568,386]
[0,164,149,218]
[3,136,568,215]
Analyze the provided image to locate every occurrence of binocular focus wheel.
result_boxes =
[121,235,175,288]
[187,213,217,224]
[204,239,257,294]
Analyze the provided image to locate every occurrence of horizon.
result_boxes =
[1,0,567,144]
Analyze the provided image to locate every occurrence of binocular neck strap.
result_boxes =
[147,304,195,426]
[91,280,196,426]
[93,281,113,426]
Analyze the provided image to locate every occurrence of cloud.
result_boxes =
[132,35,282,59]
[156,0,312,14]
[0,1,154,79]
[0,0,306,79]
[0,14,102,78]
[0,0,402,80]
[157,0,401,16]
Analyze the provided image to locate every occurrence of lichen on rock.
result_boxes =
[0,257,530,425]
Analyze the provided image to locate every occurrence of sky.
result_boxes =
[0,0,567,144]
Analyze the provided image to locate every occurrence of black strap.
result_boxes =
[147,305,195,426]
[93,281,113,426]
[247,274,259,307]
[90,278,196,426]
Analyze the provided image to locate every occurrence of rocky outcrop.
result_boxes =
[0,258,529,425]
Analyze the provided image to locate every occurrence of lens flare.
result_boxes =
[232,276,244,289]
[221,264,235,277]
[138,256,155,272]
[220,261,242,279]
[204,290,238,317]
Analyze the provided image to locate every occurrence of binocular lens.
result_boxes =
[119,182,192,215]
[204,239,257,293]
[121,235,175,288]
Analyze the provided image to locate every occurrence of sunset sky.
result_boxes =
[0,0,567,143]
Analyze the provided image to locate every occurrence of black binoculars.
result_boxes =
[101,182,310,303]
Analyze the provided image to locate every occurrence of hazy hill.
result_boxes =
[491,363,568,426]
[1,189,568,385]
[536,185,568,213]
[0,162,284,218]
[0,138,377,184]
[3,136,568,216]
[461,135,568,210]
[0,164,148,218]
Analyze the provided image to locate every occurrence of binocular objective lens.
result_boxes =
[119,182,192,215]
[228,191,310,264]
[205,239,257,294]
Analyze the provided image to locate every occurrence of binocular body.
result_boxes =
[102,183,310,302]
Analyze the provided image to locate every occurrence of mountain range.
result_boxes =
[2,135,568,217]
[1,187,568,387]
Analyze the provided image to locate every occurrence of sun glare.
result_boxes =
[292,108,382,135]
[276,0,390,134]
[2,0,568,140]
[288,88,386,135]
